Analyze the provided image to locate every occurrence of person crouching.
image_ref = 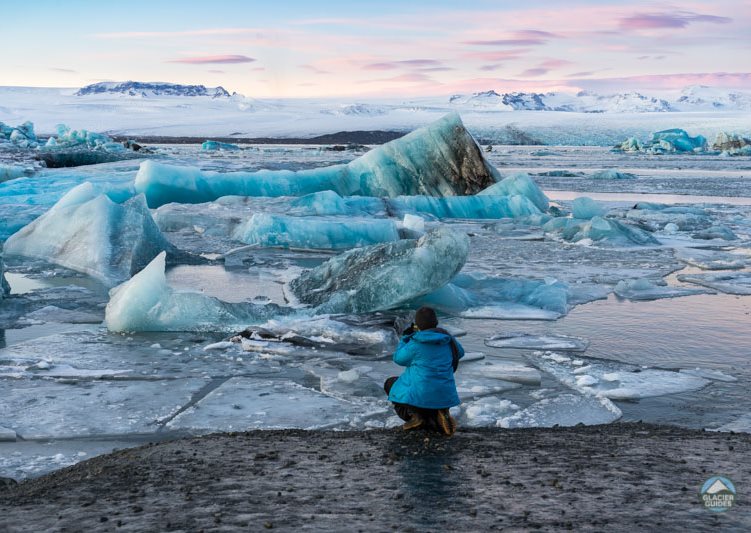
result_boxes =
[383,306,464,436]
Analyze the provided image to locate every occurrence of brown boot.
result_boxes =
[402,412,425,431]
[435,409,456,436]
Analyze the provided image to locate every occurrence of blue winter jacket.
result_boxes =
[387,329,465,409]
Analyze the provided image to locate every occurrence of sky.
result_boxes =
[1,0,750,98]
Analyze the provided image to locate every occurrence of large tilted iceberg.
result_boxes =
[233,214,400,250]
[4,182,177,286]
[134,113,500,207]
[105,252,285,332]
[288,227,470,314]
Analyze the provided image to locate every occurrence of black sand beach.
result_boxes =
[1,423,748,532]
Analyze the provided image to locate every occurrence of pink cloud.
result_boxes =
[363,59,444,71]
[168,55,255,64]
[619,11,731,30]
[462,49,530,62]
[518,67,550,77]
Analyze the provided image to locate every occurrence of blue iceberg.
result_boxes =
[477,172,549,211]
[105,252,285,332]
[288,191,384,216]
[571,197,605,219]
[4,182,177,286]
[646,129,707,154]
[0,121,38,148]
[544,216,659,246]
[202,140,241,151]
[232,214,400,250]
[134,114,500,207]
[288,227,469,314]
[389,194,541,219]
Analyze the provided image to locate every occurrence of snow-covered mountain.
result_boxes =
[449,87,751,113]
[75,81,232,98]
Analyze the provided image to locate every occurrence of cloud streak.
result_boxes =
[167,55,256,64]
[619,11,732,30]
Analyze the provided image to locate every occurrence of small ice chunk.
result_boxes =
[614,278,708,300]
[203,341,236,351]
[677,272,751,296]
[499,393,621,428]
[485,332,588,352]
[337,369,360,383]
[571,197,605,220]
[402,213,425,233]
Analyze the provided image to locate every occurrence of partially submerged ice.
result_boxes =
[485,332,588,351]
[543,216,659,246]
[389,194,541,220]
[477,172,549,212]
[134,113,500,207]
[677,272,751,295]
[571,197,605,220]
[414,273,569,320]
[105,252,285,332]
[202,140,241,151]
[613,278,709,300]
[288,227,470,314]
[527,352,710,400]
[0,121,38,148]
[4,182,177,287]
[233,213,400,250]
[712,132,751,156]
[591,169,636,180]
[645,129,708,154]
[499,393,622,428]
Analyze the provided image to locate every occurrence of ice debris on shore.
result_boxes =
[499,393,622,428]
[134,113,499,207]
[233,214,400,250]
[4,183,177,287]
[289,227,469,314]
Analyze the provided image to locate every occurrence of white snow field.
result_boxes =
[1,95,751,478]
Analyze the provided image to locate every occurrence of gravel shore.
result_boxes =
[1,423,748,532]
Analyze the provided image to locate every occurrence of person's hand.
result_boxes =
[402,323,417,336]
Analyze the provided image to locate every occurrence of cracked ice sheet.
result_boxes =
[677,272,751,295]
[0,330,284,381]
[674,248,748,270]
[526,352,710,400]
[613,279,710,301]
[0,378,207,439]
[167,377,386,432]
[485,333,588,351]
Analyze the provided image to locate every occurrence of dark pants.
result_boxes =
[384,376,439,423]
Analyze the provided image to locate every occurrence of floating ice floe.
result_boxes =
[232,213,400,250]
[544,215,659,246]
[202,140,241,151]
[4,182,178,287]
[674,248,747,270]
[485,332,589,351]
[679,368,737,383]
[571,197,605,219]
[526,351,710,400]
[677,272,751,295]
[459,360,542,386]
[289,227,469,314]
[477,172,549,211]
[499,393,622,428]
[166,377,380,432]
[105,252,287,332]
[692,225,738,241]
[591,169,637,180]
[613,278,709,300]
[135,113,499,207]
[414,273,568,320]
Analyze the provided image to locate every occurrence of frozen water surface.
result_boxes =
[2,119,751,477]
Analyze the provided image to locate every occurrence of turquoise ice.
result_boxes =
[134,113,499,207]
[202,140,241,151]
[233,213,400,250]
[571,197,605,219]
[477,172,549,211]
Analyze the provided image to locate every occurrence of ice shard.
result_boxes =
[232,214,400,250]
[134,113,500,207]
[388,194,541,220]
[105,252,285,332]
[288,227,470,314]
[4,183,177,287]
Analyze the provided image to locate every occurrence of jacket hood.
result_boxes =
[411,330,453,345]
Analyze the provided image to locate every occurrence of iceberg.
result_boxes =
[289,191,384,216]
[415,273,569,319]
[4,183,177,287]
[477,172,549,211]
[134,113,500,207]
[711,132,751,155]
[591,169,636,180]
[0,121,38,148]
[232,213,400,250]
[389,194,541,219]
[288,227,469,314]
[571,197,605,219]
[105,252,286,332]
[645,128,707,154]
[202,140,241,151]
[614,137,641,152]
[544,216,659,246]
